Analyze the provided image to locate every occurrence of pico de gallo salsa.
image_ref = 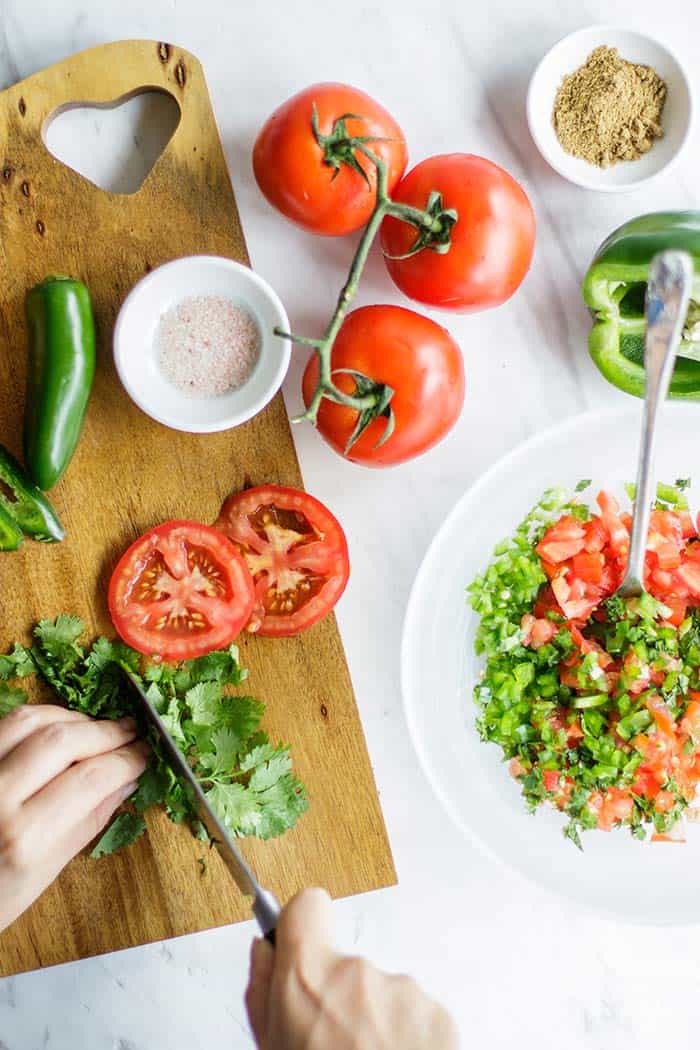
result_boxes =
[468,481,700,847]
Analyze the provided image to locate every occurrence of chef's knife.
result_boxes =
[119,667,280,943]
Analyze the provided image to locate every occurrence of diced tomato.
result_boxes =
[531,618,556,648]
[677,561,700,597]
[536,516,586,564]
[652,510,684,544]
[657,541,682,570]
[651,830,686,843]
[521,614,556,649]
[533,585,559,619]
[659,596,688,625]
[583,518,607,552]
[588,787,635,831]
[646,695,676,736]
[651,567,674,591]
[681,699,700,743]
[679,511,696,539]
[542,769,573,809]
[551,573,597,622]
[509,757,525,778]
[597,492,620,515]
[683,542,700,564]
[597,491,630,552]
[572,551,604,584]
[631,767,662,800]
[654,790,676,813]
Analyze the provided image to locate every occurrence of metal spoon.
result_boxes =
[615,250,694,600]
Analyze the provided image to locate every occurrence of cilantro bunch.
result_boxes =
[0,616,307,856]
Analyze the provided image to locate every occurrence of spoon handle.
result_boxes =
[620,251,694,597]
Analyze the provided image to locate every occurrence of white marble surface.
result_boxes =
[1,1,699,1047]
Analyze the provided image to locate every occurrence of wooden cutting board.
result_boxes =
[0,40,395,977]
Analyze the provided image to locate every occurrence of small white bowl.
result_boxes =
[114,256,291,433]
[527,25,693,192]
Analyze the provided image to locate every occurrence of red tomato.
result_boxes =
[536,516,586,563]
[663,596,687,626]
[302,305,465,467]
[583,518,607,552]
[253,83,407,236]
[589,788,635,831]
[214,485,349,637]
[380,154,535,312]
[108,521,254,661]
[676,561,700,597]
[572,552,604,584]
[533,585,559,619]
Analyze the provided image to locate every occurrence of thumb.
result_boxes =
[245,937,275,1047]
[275,887,334,975]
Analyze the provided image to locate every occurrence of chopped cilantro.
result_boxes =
[0,618,307,857]
[91,812,146,858]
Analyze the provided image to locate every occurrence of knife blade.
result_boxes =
[119,667,280,941]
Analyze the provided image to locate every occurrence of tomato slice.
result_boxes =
[108,521,254,660]
[214,485,350,637]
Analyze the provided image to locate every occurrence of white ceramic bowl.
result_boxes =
[113,255,291,433]
[527,25,693,192]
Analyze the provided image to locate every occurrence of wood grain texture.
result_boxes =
[0,40,395,977]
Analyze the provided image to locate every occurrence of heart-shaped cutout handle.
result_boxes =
[43,89,180,195]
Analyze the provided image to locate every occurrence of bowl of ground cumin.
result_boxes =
[527,26,692,191]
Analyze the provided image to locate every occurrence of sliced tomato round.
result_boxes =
[214,485,350,637]
[108,521,255,660]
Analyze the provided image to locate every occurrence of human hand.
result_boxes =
[0,704,149,932]
[245,888,459,1050]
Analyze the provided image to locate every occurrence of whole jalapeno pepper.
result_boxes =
[24,275,96,490]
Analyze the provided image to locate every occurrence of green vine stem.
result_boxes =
[274,113,457,450]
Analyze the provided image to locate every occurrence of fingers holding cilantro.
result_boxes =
[0,615,308,873]
[0,704,147,933]
[469,481,700,847]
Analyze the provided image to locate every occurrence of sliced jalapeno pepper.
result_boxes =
[0,501,23,551]
[0,443,64,542]
[24,275,96,490]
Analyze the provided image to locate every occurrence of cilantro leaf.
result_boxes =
[0,643,35,680]
[90,812,146,857]
[0,684,27,716]
[131,764,169,813]
[185,681,224,724]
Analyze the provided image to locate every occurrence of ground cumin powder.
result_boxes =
[553,45,666,167]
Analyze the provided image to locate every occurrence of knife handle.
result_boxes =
[254,887,281,947]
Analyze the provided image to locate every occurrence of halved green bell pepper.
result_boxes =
[582,212,700,399]
[0,443,64,542]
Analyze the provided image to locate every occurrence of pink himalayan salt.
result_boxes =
[157,294,260,398]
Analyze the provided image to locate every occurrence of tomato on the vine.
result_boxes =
[253,83,408,236]
[380,154,535,312]
[215,485,349,637]
[302,305,465,467]
[108,521,255,660]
